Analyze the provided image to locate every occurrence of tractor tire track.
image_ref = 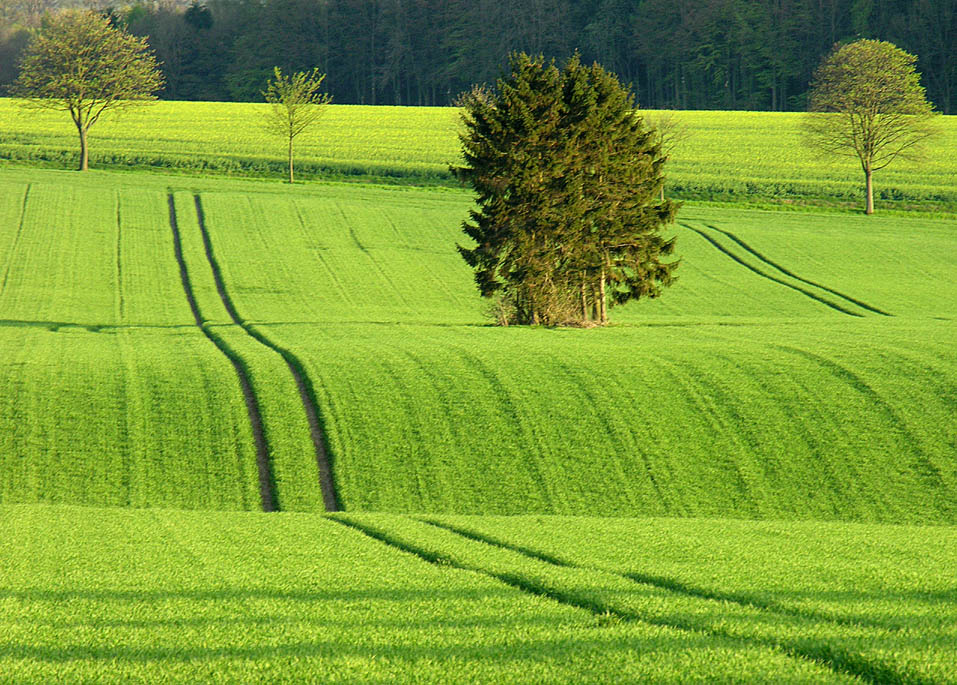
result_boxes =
[334,516,905,685]
[167,194,276,512]
[414,518,920,685]
[703,224,892,316]
[193,195,339,512]
[681,223,864,317]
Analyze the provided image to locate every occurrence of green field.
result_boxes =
[1,99,956,210]
[1,166,955,521]
[1,505,953,683]
[0,101,955,681]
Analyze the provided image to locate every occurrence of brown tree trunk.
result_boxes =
[288,136,294,184]
[864,164,874,214]
[77,123,89,171]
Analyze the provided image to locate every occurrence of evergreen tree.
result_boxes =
[453,53,679,326]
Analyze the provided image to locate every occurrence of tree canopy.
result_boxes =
[805,39,938,214]
[12,9,163,170]
[454,53,678,326]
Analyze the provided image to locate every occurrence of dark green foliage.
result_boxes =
[454,53,678,325]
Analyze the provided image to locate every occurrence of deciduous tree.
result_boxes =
[262,66,332,184]
[13,9,164,171]
[804,39,938,214]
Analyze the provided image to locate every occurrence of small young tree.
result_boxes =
[263,67,332,184]
[805,40,938,214]
[13,9,164,171]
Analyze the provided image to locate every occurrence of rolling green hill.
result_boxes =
[0,166,954,521]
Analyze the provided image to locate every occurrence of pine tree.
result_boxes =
[453,53,679,326]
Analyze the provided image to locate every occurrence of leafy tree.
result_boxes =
[804,39,938,214]
[12,9,164,171]
[454,53,678,326]
[262,66,332,184]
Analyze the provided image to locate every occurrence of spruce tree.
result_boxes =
[454,53,678,326]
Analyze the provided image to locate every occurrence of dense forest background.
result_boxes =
[1,0,954,113]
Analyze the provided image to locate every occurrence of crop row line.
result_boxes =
[334,515,919,685]
[192,196,339,512]
[167,194,276,511]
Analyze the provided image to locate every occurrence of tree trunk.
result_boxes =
[77,124,89,171]
[598,268,607,325]
[288,136,294,184]
[865,164,873,214]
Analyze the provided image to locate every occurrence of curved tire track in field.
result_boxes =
[680,223,864,317]
[414,519,921,685]
[335,516,907,685]
[167,194,276,512]
[703,224,892,316]
[193,195,339,512]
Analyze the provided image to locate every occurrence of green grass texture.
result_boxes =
[0,166,954,521]
[1,100,956,210]
[8,504,954,683]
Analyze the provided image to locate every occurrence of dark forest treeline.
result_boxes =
[1,0,954,113]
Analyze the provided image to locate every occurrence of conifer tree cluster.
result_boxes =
[454,53,679,326]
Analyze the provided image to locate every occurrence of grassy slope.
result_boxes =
[0,505,855,684]
[1,100,956,209]
[349,513,957,684]
[0,167,954,521]
[192,181,957,520]
[0,174,322,510]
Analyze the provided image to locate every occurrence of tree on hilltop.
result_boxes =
[804,40,939,214]
[453,53,679,326]
[13,9,164,171]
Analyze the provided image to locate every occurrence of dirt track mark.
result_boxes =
[167,194,276,512]
[334,516,898,685]
[681,223,864,317]
[416,518,917,685]
[704,224,892,316]
[193,195,339,512]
